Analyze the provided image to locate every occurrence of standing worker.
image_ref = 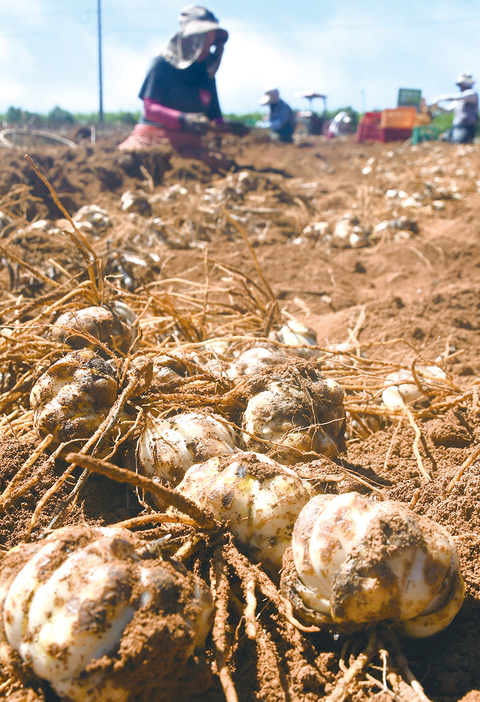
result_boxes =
[429,72,479,144]
[119,5,242,170]
[256,87,296,143]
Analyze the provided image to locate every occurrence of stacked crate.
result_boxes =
[356,107,419,143]
[378,107,416,142]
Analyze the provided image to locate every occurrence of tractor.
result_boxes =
[294,91,327,136]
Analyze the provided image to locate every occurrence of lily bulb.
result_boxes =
[50,302,138,354]
[30,348,118,450]
[176,451,313,576]
[283,492,464,638]
[138,411,238,486]
[227,346,288,379]
[0,526,213,702]
[272,320,319,358]
[382,366,447,411]
[243,370,345,464]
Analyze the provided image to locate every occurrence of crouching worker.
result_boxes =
[327,111,352,139]
[119,5,240,171]
[256,87,296,143]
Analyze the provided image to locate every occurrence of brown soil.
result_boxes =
[1,131,480,701]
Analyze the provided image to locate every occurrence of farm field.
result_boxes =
[0,131,480,702]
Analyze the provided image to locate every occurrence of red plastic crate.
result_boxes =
[363,111,382,124]
[378,127,413,143]
[356,112,381,142]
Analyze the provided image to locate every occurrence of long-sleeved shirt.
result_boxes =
[431,88,479,126]
[139,55,222,128]
[143,98,182,129]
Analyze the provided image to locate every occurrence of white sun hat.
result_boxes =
[260,86,280,105]
[456,72,475,87]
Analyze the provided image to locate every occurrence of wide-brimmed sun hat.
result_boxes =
[162,5,228,72]
[179,5,228,42]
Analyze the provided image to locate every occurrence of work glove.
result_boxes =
[179,113,210,135]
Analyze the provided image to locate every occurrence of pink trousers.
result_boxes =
[118,124,233,172]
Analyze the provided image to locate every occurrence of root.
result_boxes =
[319,624,435,702]
[325,628,377,702]
[24,442,74,540]
[445,443,480,495]
[217,541,290,700]
[0,242,60,290]
[384,630,433,702]
[115,513,198,529]
[223,538,320,699]
[222,208,277,306]
[25,154,104,303]
[242,574,257,640]
[224,539,322,641]
[174,533,204,561]
[405,408,431,482]
[211,548,239,702]
[65,453,218,530]
[254,623,288,702]
[383,414,404,472]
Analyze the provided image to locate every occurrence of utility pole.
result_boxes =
[97,0,104,123]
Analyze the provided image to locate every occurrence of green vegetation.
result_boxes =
[48,106,75,125]
[5,106,23,124]
[223,111,263,127]
[1,104,363,132]
[0,106,141,128]
[1,105,459,138]
[431,111,454,132]
[71,111,141,125]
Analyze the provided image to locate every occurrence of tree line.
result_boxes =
[1,105,361,130]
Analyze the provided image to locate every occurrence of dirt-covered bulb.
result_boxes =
[138,411,238,487]
[0,525,213,702]
[49,301,138,354]
[242,365,346,465]
[176,451,314,575]
[30,348,119,450]
[281,492,464,637]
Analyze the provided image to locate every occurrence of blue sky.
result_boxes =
[0,0,479,116]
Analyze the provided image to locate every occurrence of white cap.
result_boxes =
[456,72,474,87]
[260,86,280,105]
